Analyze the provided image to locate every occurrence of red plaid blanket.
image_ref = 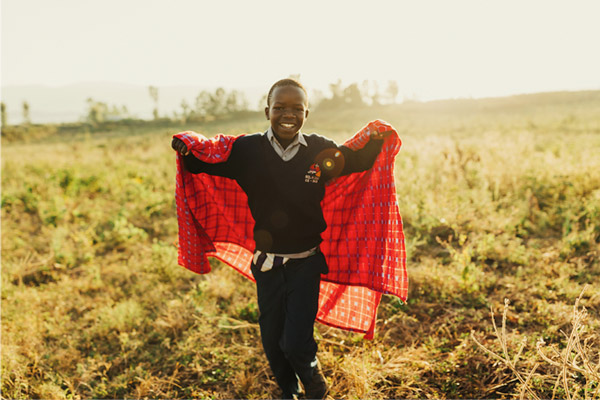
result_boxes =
[174,120,407,339]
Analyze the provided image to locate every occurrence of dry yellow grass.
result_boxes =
[2,91,599,399]
[473,286,599,400]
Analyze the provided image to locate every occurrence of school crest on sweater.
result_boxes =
[305,163,321,183]
[173,120,408,339]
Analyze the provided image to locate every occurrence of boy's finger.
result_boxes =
[171,138,181,150]
[172,138,190,155]
[371,130,394,139]
[178,145,189,155]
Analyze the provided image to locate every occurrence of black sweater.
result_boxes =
[183,132,383,253]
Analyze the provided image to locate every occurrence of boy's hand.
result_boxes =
[172,137,190,156]
[370,129,394,140]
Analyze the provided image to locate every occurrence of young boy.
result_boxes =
[172,79,396,399]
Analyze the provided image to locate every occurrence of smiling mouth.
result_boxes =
[280,123,295,129]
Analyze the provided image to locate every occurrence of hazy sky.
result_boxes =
[2,0,600,100]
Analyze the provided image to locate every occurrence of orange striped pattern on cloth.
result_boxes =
[173,120,407,339]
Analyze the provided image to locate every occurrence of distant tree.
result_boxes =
[226,90,240,113]
[108,105,124,120]
[86,98,107,125]
[239,91,250,111]
[343,83,364,106]
[310,89,325,109]
[370,81,381,106]
[194,90,212,120]
[180,99,190,123]
[1,102,6,127]
[192,88,250,120]
[386,80,399,104]
[361,80,371,104]
[329,79,344,100]
[315,79,345,109]
[84,98,130,125]
[22,101,31,125]
[317,80,369,110]
[258,94,268,109]
[148,86,159,119]
[209,87,227,116]
[225,90,249,113]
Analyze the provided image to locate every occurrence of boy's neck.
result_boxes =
[277,137,293,150]
[273,132,298,150]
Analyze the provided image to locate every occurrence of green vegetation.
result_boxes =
[2,91,599,399]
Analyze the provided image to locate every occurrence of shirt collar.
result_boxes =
[266,126,308,148]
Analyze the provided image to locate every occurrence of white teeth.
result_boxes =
[281,123,294,128]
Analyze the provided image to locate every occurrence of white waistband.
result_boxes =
[253,246,319,272]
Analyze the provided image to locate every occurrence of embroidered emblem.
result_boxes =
[305,163,321,183]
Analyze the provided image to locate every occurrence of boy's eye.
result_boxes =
[272,106,304,112]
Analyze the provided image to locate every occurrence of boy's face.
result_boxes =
[265,86,309,146]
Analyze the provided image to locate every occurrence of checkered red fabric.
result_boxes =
[173,120,407,339]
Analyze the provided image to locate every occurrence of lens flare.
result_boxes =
[315,148,345,177]
[323,158,334,170]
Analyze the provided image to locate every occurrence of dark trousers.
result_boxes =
[250,252,327,396]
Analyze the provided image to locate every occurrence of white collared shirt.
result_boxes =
[265,127,308,161]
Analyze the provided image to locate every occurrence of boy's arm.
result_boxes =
[337,129,393,176]
[337,138,384,176]
[182,153,238,178]
[319,130,393,180]
[173,137,238,179]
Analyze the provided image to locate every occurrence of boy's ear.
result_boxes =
[305,109,310,119]
[264,107,270,120]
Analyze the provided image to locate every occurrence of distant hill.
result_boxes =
[305,89,600,135]
[2,82,599,126]
[0,82,266,124]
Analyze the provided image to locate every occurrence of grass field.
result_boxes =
[2,91,599,399]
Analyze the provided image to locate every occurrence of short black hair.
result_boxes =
[267,78,308,106]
